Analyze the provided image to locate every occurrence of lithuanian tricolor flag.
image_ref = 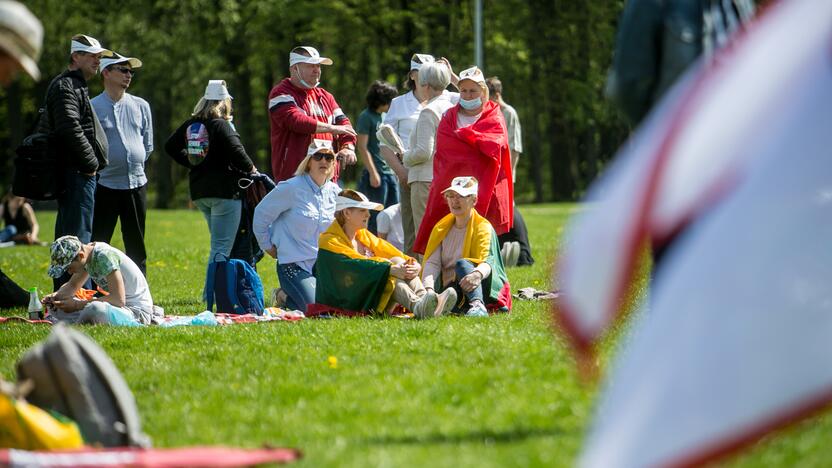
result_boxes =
[312,221,413,316]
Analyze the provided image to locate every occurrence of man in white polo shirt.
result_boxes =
[91,52,153,276]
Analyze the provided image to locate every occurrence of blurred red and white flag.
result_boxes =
[555,0,832,465]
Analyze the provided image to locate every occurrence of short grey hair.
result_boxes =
[418,62,450,92]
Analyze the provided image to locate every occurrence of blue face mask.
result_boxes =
[459,96,482,110]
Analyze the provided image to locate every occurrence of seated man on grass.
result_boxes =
[43,235,154,325]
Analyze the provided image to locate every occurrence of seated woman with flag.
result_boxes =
[421,177,511,317]
[312,190,453,318]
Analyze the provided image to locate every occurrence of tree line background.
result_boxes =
[0,0,630,207]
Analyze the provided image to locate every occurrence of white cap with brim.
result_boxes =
[289,46,333,66]
[100,52,142,73]
[336,192,383,212]
[0,0,43,80]
[204,80,232,100]
[295,139,335,176]
[410,53,435,71]
[70,34,113,57]
[442,176,479,197]
[458,66,486,85]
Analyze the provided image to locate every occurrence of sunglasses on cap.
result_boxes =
[311,152,335,162]
[112,66,134,75]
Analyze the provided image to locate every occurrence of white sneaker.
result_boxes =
[413,290,439,319]
[465,301,489,317]
[434,288,458,317]
[507,241,521,267]
[500,242,510,266]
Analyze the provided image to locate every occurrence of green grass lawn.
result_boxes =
[1,205,830,467]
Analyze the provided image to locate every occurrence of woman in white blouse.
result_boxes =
[400,61,456,239]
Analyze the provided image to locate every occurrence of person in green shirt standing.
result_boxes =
[356,80,399,234]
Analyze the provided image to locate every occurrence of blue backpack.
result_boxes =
[205,254,265,315]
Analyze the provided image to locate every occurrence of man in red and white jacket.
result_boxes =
[268,46,357,183]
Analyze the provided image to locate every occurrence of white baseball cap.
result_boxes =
[99,52,142,73]
[70,34,112,57]
[0,0,43,80]
[204,80,232,100]
[410,53,435,71]
[289,46,333,66]
[335,191,383,212]
[458,66,486,85]
[442,176,479,197]
[306,139,334,157]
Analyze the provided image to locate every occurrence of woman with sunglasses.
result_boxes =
[252,140,340,312]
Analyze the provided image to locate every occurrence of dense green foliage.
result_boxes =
[1,0,629,205]
[2,206,832,466]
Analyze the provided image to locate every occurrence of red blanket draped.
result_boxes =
[413,100,513,253]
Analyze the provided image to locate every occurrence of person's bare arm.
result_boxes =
[98,270,126,308]
[22,204,39,242]
[357,134,381,188]
[381,146,407,185]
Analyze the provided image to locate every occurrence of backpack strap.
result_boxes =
[205,260,217,312]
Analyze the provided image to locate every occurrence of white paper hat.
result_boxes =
[458,66,486,85]
[204,80,232,100]
[442,176,479,197]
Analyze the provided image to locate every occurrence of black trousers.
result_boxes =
[498,207,535,266]
[92,184,147,276]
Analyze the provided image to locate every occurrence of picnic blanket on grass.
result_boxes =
[0,308,304,326]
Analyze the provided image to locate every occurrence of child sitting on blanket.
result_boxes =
[43,236,154,325]
[313,190,454,318]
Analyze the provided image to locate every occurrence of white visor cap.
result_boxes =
[335,191,383,212]
[442,176,479,197]
[99,52,142,73]
[70,34,112,57]
[289,46,333,66]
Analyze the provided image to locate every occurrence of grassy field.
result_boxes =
[1,205,830,467]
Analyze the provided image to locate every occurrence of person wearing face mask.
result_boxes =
[412,66,513,255]
[267,46,357,183]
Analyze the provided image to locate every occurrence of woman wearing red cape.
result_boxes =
[412,66,513,254]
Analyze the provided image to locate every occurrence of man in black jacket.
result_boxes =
[44,34,112,290]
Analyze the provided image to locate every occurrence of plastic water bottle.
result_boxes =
[27,287,43,320]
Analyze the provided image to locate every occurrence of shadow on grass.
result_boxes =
[363,426,565,446]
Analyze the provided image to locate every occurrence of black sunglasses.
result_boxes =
[112,66,134,75]
[311,152,335,162]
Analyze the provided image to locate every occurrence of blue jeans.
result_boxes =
[450,259,485,313]
[277,262,316,313]
[0,225,17,242]
[358,170,399,234]
[53,171,96,291]
[195,198,241,300]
